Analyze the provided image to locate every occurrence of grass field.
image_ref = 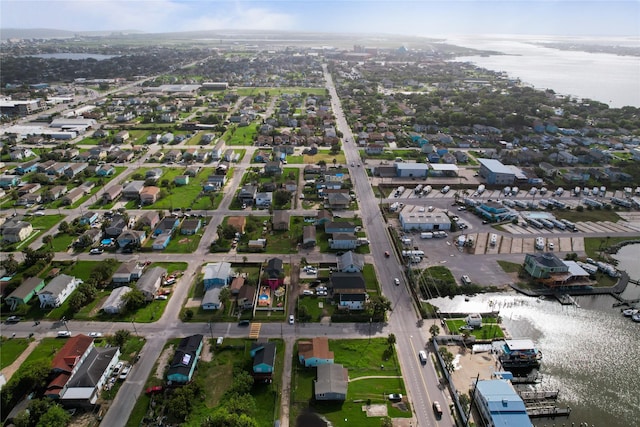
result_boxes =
[235,87,327,97]
[0,337,31,369]
[554,209,621,223]
[223,123,258,146]
[445,318,505,339]
[290,338,411,427]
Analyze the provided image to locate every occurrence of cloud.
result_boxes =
[1,0,296,33]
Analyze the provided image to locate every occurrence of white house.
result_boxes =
[38,274,82,308]
[465,313,483,328]
[101,286,132,314]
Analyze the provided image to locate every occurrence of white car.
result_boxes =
[57,331,71,338]
[289,315,295,325]
[89,248,103,255]
[88,332,103,338]
[394,278,400,286]
[302,290,314,296]
[119,365,131,380]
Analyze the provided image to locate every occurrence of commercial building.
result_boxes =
[398,205,451,232]
[477,158,515,185]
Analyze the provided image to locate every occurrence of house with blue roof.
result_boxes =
[473,379,533,427]
[203,262,232,289]
[16,160,39,175]
[79,211,99,226]
[154,217,180,237]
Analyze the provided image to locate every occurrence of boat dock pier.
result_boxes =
[555,294,580,307]
[519,390,559,401]
[526,404,571,418]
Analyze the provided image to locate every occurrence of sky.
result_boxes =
[1,0,639,38]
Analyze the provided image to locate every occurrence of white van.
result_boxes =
[418,350,428,364]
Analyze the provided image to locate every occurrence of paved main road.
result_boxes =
[324,64,452,427]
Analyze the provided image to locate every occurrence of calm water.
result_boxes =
[446,35,640,108]
[430,244,640,426]
[28,53,118,60]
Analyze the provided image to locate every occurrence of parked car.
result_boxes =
[289,315,295,325]
[461,275,472,285]
[89,248,104,255]
[302,290,314,296]
[238,320,250,327]
[112,361,124,376]
[88,332,103,338]
[6,316,21,324]
[146,385,163,395]
[388,393,403,401]
[119,365,131,380]
[57,331,71,338]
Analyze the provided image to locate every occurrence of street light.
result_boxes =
[369,317,372,343]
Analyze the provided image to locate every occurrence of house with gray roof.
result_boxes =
[314,363,348,401]
[101,286,132,314]
[60,346,120,406]
[337,251,364,273]
[38,274,81,308]
[136,267,167,301]
[6,277,45,311]
[203,262,232,289]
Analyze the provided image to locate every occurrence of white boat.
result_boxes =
[632,313,640,323]
[623,308,638,317]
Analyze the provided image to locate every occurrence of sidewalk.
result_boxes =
[1,339,40,382]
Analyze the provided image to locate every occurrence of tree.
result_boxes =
[0,253,18,274]
[387,333,396,347]
[58,221,70,234]
[229,370,254,395]
[123,288,146,311]
[35,404,71,427]
[224,393,256,416]
[219,287,231,307]
[368,295,392,321]
[273,189,292,208]
[112,330,131,348]
[381,417,393,427]
[42,235,53,248]
[438,347,455,372]
[429,324,440,337]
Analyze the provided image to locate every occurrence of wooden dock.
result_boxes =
[519,390,559,401]
[526,405,571,418]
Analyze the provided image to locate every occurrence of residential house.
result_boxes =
[38,274,81,308]
[136,211,160,230]
[272,210,290,231]
[298,337,334,367]
[238,185,258,206]
[264,161,282,176]
[329,233,358,250]
[166,335,204,384]
[145,168,163,182]
[263,258,284,289]
[330,272,367,310]
[136,267,167,302]
[60,345,121,406]
[16,160,39,175]
[203,262,232,289]
[115,130,130,142]
[16,193,42,206]
[101,184,123,203]
[180,218,201,235]
[230,276,245,295]
[123,181,145,199]
[2,220,33,243]
[473,380,533,427]
[74,228,101,248]
[302,225,316,248]
[105,215,127,238]
[0,175,21,189]
[254,150,270,163]
[101,286,132,314]
[203,174,226,191]
[45,335,96,399]
[256,192,273,207]
[250,341,276,381]
[96,164,116,176]
[324,221,357,234]
[315,210,333,226]
[152,232,171,250]
[185,166,201,177]
[6,277,45,311]
[62,187,85,205]
[202,287,224,310]
[78,211,99,226]
[45,162,69,176]
[365,143,384,155]
[337,251,364,273]
[237,284,257,310]
[111,261,144,285]
[327,193,351,210]
[17,183,41,196]
[117,230,146,249]
[154,217,180,236]
[139,186,161,205]
[315,363,348,401]
[174,175,189,186]
[46,185,68,201]
[64,163,88,178]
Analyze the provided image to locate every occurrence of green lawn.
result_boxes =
[554,209,621,223]
[303,151,346,165]
[235,87,327,97]
[584,236,640,258]
[48,233,75,252]
[496,260,522,274]
[298,296,332,321]
[0,337,31,369]
[290,338,410,427]
[1,214,65,252]
[445,318,505,339]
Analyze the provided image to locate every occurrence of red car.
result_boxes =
[145,385,163,395]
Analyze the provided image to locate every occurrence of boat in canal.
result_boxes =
[632,313,640,323]
[623,308,638,317]
[498,339,542,369]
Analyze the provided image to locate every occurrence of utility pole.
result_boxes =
[131,317,138,336]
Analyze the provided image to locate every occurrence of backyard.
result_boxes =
[290,338,411,427]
